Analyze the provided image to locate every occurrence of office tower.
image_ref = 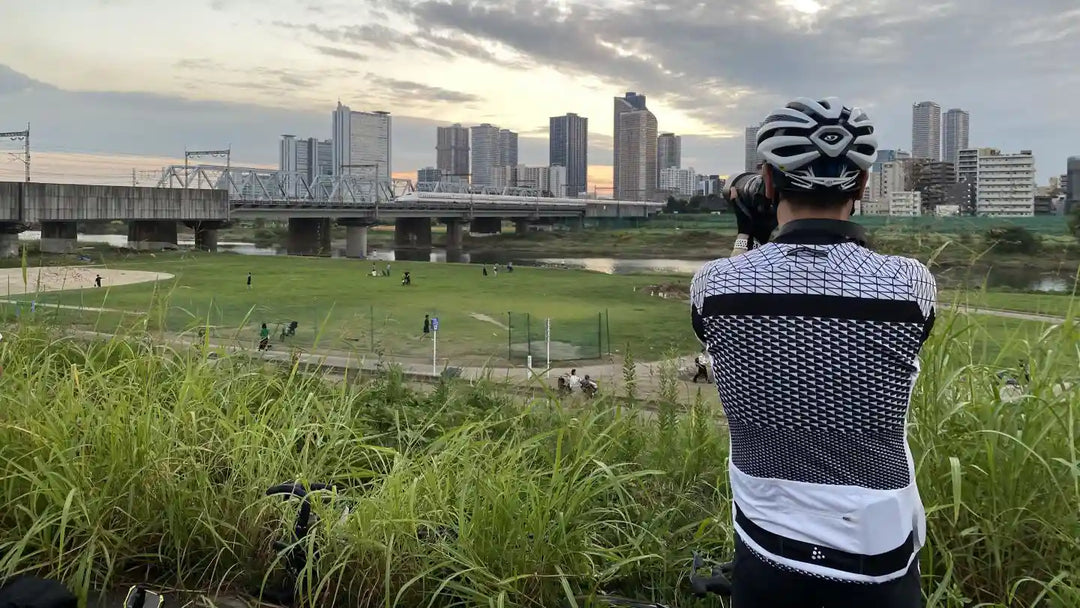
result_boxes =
[331,102,391,182]
[911,101,942,161]
[549,113,588,196]
[417,167,442,183]
[280,135,333,197]
[744,125,761,172]
[470,124,517,187]
[613,92,649,198]
[942,108,970,167]
[658,133,681,173]
[436,123,470,181]
[615,108,658,201]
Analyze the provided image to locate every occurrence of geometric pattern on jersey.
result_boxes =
[690,242,936,491]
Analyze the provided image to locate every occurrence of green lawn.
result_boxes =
[943,289,1078,318]
[10,253,696,365]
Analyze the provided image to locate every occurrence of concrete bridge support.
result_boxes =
[40,221,78,253]
[395,218,432,249]
[338,219,375,258]
[443,219,466,250]
[514,220,531,235]
[470,217,502,235]
[128,221,178,250]
[287,217,331,256]
[0,224,22,258]
[185,220,227,252]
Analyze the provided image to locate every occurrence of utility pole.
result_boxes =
[1,123,30,182]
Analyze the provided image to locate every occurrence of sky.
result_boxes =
[0,0,1077,190]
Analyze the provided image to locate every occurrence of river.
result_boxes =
[17,231,1075,293]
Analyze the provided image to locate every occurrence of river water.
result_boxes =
[17,231,1075,293]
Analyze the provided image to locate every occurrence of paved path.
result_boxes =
[71,329,716,404]
[943,304,1067,324]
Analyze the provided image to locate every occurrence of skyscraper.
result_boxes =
[942,108,970,167]
[744,125,761,172]
[1066,157,1080,213]
[436,123,470,181]
[613,92,649,199]
[469,124,518,187]
[332,102,391,183]
[549,113,588,196]
[280,135,333,197]
[615,108,658,201]
[417,167,442,183]
[657,133,681,177]
[911,101,942,161]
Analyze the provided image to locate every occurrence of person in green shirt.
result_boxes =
[258,323,270,351]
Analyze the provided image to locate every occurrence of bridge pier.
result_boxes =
[287,217,331,256]
[0,223,23,258]
[185,220,227,252]
[395,218,432,249]
[128,221,178,250]
[514,220,532,235]
[443,219,466,250]
[40,221,78,253]
[338,219,375,258]
[470,217,502,235]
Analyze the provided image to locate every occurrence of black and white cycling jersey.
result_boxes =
[690,219,936,584]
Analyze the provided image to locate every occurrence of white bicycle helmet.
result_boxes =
[756,97,877,194]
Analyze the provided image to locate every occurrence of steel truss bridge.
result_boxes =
[154,164,662,219]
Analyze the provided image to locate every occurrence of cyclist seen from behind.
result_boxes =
[690,97,936,607]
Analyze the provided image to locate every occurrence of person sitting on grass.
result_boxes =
[258,323,270,351]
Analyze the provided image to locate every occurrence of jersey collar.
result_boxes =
[772,219,868,247]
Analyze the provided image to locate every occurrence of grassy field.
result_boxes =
[8,253,699,365]
[7,252,1076,370]
[0,304,1077,607]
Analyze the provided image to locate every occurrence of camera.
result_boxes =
[724,171,778,250]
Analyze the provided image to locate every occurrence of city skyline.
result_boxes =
[0,1,1076,187]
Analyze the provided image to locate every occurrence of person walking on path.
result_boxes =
[258,323,270,351]
[94,274,102,288]
[692,350,709,383]
[691,97,935,607]
[247,272,252,290]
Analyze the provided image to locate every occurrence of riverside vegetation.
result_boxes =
[0,299,1077,607]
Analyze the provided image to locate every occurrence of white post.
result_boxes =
[527,355,533,380]
[432,329,437,375]
[545,318,551,377]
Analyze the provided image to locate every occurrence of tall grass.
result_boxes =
[0,309,1077,607]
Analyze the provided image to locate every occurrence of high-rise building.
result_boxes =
[613,92,649,199]
[549,113,588,196]
[280,135,333,197]
[657,133,682,177]
[469,124,517,187]
[880,160,914,202]
[872,149,911,173]
[659,166,697,197]
[911,101,942,161]
[436,123,470,182]
[697,175,725,197]
[331,102,391,183]
[744,125,761,172]
[1067,157,1080,212]
[417,167,442,184]
[911,160,957,211]
[942,108,970,167]
[615,108,658,201]
[499,129,518,168]
[962,148,1036,216]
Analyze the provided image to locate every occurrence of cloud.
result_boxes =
[312,45,368,61]
[365,75,480,104]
